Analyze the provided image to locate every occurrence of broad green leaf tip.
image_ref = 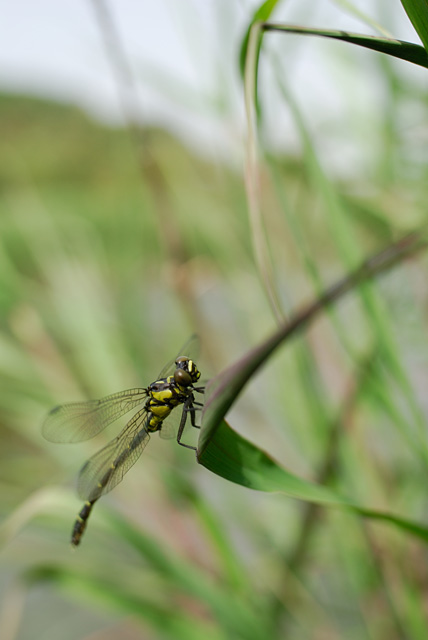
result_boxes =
[197,419,343,504]
[197,420,428,543]
[401,0,428,52]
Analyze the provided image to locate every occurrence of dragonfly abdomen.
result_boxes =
[147,404,173,430]
[72,500,95,547]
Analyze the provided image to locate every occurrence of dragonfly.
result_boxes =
[42,338,204,547]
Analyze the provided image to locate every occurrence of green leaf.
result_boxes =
[261,24,428,68]
[198,420,428,544]
[198,229,427,457]
[260,24,428,68]
[197,230,428,543]
[400,0,428,52]
[199,420,344,503]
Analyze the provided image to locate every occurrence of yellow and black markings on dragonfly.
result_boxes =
[42,338,204,547]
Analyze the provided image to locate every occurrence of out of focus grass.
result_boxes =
[1,4,428,637]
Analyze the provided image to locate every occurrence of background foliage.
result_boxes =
[1,1,428,639]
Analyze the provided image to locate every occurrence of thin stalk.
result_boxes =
[244,22,285,324]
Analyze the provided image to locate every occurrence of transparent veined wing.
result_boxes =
[77,407,151,501]
[158,405,183,440]
[42,388,147,443]
[156,334,200,381]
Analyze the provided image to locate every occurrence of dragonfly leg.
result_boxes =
[190,401,203,426]
[177,397,200,450]
[188,398,202,430]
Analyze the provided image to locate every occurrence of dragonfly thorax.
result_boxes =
[145,357,201,433]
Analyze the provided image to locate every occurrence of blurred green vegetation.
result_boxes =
[1,7,428,635]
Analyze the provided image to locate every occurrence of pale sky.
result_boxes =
[0,0,421,162]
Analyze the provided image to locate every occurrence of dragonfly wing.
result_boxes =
[158,407,182,440]
[77,407,151,501]
[42,388,147,443]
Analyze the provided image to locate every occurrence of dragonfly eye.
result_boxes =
[174,368,192,386]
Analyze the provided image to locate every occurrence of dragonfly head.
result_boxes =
[174,356,201,387]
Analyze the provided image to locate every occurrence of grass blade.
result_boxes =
[260,24,428,68]
[239,0,283,78]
